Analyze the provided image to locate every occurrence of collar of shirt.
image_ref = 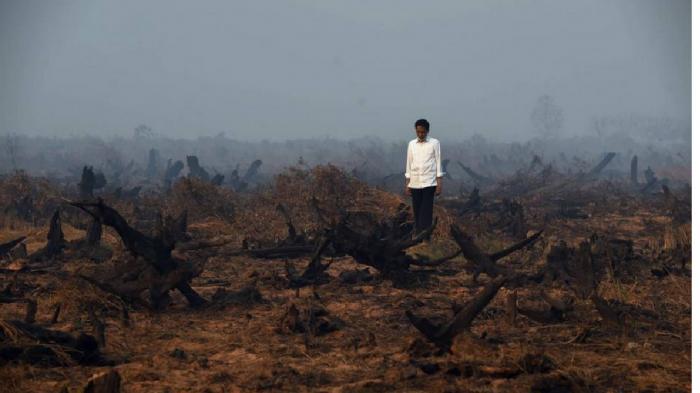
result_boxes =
[415,136,431,144]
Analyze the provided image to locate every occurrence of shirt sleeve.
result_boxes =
[435,140,445,178]
[405,141,412,179]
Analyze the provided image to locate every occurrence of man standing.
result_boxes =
[404,118,444,239]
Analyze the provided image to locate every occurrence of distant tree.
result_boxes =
[4,133,20,172]
[530,95,563,138]
[134,124,154,138]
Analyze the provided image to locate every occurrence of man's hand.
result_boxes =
[435,179,442,196]
[404,186,411,196]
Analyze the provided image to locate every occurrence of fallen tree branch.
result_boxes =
[406,276,507,351]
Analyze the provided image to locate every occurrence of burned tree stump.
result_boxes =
[147,148,161,179]
[186,155,210,181]
[641,166,659,193]
[327,210,436,286]
[242,159,263,184]
[280,300,344,337]
[496,198,527,238]
[71,200,207,310]
[230,164,247,192]
[544,239,599,299]
[45,209,65,257]
[79,166,107,199]
[29,209,66,261]
[288,202,466,287]
[164,159,184,188]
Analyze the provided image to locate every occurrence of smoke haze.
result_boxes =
[0,0,690,141]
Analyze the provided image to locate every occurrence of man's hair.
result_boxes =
[414,118,430,131]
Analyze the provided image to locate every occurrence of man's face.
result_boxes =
[415,126,428,141]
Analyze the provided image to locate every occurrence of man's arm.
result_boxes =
[405,142,412,196]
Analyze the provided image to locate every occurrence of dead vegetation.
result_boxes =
[0,155,690,392]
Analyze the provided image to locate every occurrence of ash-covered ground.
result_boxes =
[0,146,690,392]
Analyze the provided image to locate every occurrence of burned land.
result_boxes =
[0,138,691,393]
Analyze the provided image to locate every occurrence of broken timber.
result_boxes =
[70,200,208,309]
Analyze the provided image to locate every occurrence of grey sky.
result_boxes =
[0,0,690,140]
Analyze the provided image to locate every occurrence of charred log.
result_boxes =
[442,159,452,180]
[586,152,615,178]
[457,161,493,186]
[287,236,332,288]
[406,276,507,351]
[0,237,26,258]
[86,218,102,246]
[70,200,206,309]
[450,225,542,281]
[243,204,316,259]
[0,320,105,366]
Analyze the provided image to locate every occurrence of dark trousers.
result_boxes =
[410,186,436,236]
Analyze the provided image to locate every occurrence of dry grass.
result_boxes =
[0,169,691,392]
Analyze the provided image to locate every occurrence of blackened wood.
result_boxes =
[45,209,66,257]
[0,236,25,258]
[24,299,37,324]
[86,218,102,245]
[406,276,506,351]
[587,152,615,177]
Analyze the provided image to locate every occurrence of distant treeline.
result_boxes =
[0,130,691,188]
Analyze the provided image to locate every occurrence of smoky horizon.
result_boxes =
[0,0,690,141]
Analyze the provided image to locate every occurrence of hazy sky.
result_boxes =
[0,0,690,140]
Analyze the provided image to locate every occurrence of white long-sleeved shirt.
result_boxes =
[405,136,444,189]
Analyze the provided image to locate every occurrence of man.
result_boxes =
[404,118,444,240]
